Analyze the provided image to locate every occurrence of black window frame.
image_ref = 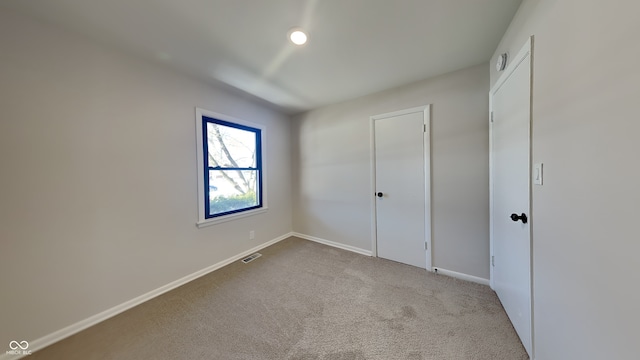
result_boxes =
[202,116,263,219]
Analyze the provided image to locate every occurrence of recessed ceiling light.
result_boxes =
[288,28,308,46]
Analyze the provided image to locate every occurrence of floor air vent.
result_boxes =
[241,253,262,264]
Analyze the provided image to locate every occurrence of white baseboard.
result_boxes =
[432,267,490,286]
[2,232,294,360]
[291,232,372,257]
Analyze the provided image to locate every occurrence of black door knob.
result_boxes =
[376,192,384,198]
[510,213,528,224]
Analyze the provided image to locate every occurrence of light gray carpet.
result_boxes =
[31,237,528,359]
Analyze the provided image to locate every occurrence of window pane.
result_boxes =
[206,123,257,168]
[208,170,259,216]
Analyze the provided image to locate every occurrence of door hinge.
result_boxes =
[491,255,495,267]
[490,112,494,123]
[423,124,426,132]
[425,242,428,250]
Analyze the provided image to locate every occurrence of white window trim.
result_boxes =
[195,108,267,228]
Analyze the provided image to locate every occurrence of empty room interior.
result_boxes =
[1,1,639,359]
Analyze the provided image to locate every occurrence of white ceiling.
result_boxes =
[2,0,522,114]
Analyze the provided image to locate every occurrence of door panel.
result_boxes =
[374,111,426,269]
[491,40,532,356]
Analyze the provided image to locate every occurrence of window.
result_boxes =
[195,109,265,226]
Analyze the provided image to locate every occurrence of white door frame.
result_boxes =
[369,105,432,271]
[489,36,534,355]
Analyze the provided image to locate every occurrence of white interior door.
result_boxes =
[490,38,533,356]
[372,106,431,269]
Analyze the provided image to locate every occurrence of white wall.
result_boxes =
[0,9,292,347]
[292,64,490,279]
[491,1,640,359]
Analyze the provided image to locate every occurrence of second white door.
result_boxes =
[490,37,533,356]
[372,106,431,269]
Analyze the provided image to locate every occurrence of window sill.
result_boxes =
[196,207,268,228]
